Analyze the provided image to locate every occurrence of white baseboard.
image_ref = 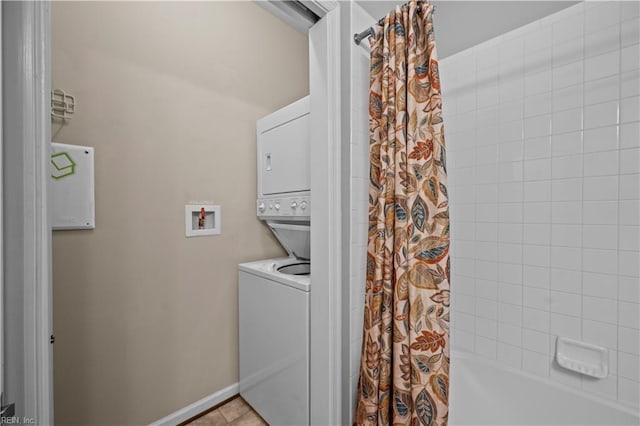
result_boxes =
[149,382,239,426]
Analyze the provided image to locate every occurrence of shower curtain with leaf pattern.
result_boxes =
[355,2,450,425]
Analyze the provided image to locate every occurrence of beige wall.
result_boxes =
[51,2,308,424]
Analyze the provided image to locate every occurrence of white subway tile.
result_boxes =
[622,18,640,48]
[523,328,552,355]
[525,69,552,96]
[619,326,640,355]
[476,203,498,223]
[584,75,620,106]
[498,322,522,347]
[621,2,640,21]
[553,108,583,134]
[553,37,584,67]
[585,25,620,59]
[553,85,583,112]
[622,44,640,73]
[620,226,640,251]
[550,312,581,339]
[621,96,640,124]
[583,176,618,201]
[524,180,551,202]
[476,278,499,300]
[525,114,552,138]
[553,61,583,89]
[524,245,551,268]
[619,275,640,305]
[499,161,523,182]
[524,201,551,224]
[499,182,524,203]
[525,92,552,118]
[620,174,640,200]
[552,154,583,179]
[620,301,640,329]
[524,286,551,311]
[499,243,523,265]
[582,271,618,300]
[583,248,619,275]
[620,122,640,149]
[551,246,582,271]
[583,201,618,225]
[524,223,551,246]
[551,132,582,157]
[619,352,640,381]
[476,260,498,281]
[476,298,498,321]
[552,201,582,224]
[583,126,618,153]
[619,200,640,226]
[552,178,582,202]
[551,224,582,247]
[584,150,619,177]
[583,295,618,324]
[525,48,552,76]
[499,77,524,103]
[499,302,523,326]
[585,51,620,82]
[550,290,581,317]
[499,262,523,285]
[583,319,618,350]
[622,69,640,98]
[584,101,619,129]
[524,307,550,332]
[499,223,523,243]
[550,268,582,294]
[498,141,523,162]
[476,223,498,241]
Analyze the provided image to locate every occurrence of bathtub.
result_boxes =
[449,351,640,425]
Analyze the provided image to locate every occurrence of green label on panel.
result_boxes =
[51,152,76,179]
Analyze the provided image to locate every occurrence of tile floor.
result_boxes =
[185,396,268,426]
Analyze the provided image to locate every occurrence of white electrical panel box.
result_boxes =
[50,142,95,230]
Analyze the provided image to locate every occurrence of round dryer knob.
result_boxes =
[258,202,266,212]
[300,201,307,210]
[291,201,298,209]
[275,202,280,211]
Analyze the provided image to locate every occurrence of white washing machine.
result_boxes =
[239,97,311,425]
[239,225,310,426]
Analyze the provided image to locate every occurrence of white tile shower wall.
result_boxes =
[348,2,374,420]
[441,2,640,408]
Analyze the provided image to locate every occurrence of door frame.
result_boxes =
[306,1,343,425]
[258,1,344,424]
[4,1,54,423]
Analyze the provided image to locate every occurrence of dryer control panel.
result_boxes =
[257,196,310,221]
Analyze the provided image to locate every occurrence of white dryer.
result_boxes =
[239,97,311,426]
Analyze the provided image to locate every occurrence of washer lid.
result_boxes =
[267,222,310,261]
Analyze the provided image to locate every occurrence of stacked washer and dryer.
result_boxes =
[238,96,311,426]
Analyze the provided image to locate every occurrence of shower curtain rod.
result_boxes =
[353,3,435,45]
